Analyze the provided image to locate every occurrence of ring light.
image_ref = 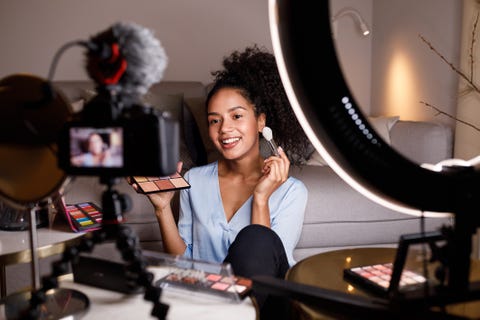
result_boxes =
[268,0,480,293]
[268,0,480,217]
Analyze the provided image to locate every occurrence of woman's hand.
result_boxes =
[127,161,184,212]
[255,147,290,201]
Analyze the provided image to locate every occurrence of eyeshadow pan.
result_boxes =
[139,181,158,192]
[211,282,230,291]
[171,177,190,188]
[155,179,175,190]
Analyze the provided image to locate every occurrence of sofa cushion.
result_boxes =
[142,92,195,171]
[390,121,453,165]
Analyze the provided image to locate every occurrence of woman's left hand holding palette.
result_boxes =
[130,172,190,194]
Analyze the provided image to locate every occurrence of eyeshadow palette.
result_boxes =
[131,172,190,194]
[155,269,252,300]
[64,202,103,232]
[343,262,427,296]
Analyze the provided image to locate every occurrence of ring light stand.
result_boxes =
[251,0,480,317]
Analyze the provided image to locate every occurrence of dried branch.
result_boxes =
[469,12,479,82]
[420,100,480,132]
[418,11,480,132]
[418,34,480,94]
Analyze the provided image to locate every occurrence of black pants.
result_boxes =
[224,224,291,320]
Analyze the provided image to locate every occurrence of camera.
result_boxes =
[56,21,178,178]
[58,93,179,177]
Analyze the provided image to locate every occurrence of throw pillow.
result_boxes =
[142,93,196,171]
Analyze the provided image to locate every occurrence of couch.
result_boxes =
[54,80,454,263]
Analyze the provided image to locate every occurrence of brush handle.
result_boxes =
[266,138,280,157]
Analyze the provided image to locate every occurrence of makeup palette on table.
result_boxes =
[157,269,252,300]
[143,251,251,302]
[343,262,427,296]
[131,172,190,194]
[64,202,103,232]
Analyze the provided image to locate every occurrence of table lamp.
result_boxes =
[254,0,480,317]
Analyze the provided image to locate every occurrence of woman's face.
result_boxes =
[207,88,265,161]
[88,133,104,155]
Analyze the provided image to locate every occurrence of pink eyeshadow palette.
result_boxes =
[64,202,103,232]
[131,172,190,194]
[343,262,427,296]
[156,269,252,300]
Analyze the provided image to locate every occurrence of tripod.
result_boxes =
[22,177,170,319]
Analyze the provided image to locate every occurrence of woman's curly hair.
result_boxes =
[207,45,314,165]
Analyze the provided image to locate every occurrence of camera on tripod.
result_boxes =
[58,95,179,177]
[57,21,178,178]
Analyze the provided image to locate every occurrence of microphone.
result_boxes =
[81,22,169,121]
[83,41,113,61]
[262,126,280,157]
[85,21,168,96]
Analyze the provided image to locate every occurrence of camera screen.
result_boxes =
[69,127,124,168]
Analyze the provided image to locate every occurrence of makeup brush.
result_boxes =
[262,126,280,157]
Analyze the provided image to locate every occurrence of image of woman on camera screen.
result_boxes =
[70,130,122,168]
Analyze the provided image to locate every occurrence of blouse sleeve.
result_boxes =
[270,178,308,266]
[178,170,193,259]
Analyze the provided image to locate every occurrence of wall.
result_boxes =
[454,0,480,159]
[330,0,373,115]
[370,0,462,129]
[0,0,271,85]
[0,0,464,128]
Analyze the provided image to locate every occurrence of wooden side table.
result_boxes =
[285,247,480,319]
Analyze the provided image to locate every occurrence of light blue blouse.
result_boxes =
[178,161,307,267]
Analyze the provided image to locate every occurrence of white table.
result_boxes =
[57,268,258,320]
[0,224,84,298]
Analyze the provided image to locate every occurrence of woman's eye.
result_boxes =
[233,114,243,120]
[208,118,219,125]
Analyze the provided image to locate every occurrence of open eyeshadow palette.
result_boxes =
[64,202,103,232]
[156,268,252,300]
[131,172,190,194]
[343,262,428,296]
[143,251,251,302]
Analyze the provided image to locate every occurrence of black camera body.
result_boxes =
[58,92,179,177]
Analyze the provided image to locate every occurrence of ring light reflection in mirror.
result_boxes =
[266,0,480,219]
